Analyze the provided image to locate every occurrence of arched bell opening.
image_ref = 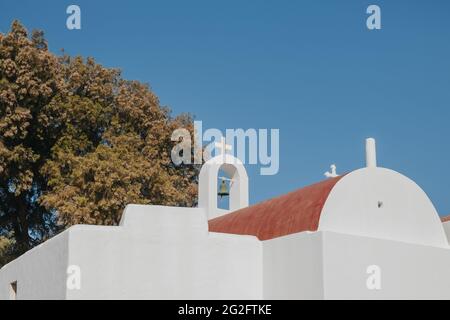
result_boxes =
[218,163,242,212]
[198,155,249,220]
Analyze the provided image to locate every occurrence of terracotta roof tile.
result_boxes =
[208,175,344,240]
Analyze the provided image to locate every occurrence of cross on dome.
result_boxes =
[324,164,338,178]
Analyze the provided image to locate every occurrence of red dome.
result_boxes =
[208,175,344,241]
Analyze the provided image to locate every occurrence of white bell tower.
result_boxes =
[198,138,249,220]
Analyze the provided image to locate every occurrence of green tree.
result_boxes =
[0,21,198,266]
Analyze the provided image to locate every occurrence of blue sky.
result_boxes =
[1,0,450,216]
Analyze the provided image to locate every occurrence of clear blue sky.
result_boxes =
[1,0,450,216]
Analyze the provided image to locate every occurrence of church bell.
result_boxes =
[218,180,230,198]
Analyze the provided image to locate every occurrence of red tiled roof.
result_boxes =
[442,215,450,223]
[208,175,344,241]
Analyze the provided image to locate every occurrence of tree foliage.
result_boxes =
[0,21,198,265]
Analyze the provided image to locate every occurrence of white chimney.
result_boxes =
[366,138,377,168]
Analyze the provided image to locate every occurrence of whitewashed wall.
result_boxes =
[263,230,450,300]
[263,232,324,299]
[68,205,261,299]
[322,231,450,299]
[0,231,69,300]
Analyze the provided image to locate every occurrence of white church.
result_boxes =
[1,138,450,300]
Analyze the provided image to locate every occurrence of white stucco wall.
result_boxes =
[0,231,69,300]
[322,231,450,299]
[1,220,450,299]
[262,230,450,300]
[0,205,262,300]
[263,232,324,299]
[66,205,262,299]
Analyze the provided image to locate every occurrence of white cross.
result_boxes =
[214,136,232,158]
[324,164,338,178]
